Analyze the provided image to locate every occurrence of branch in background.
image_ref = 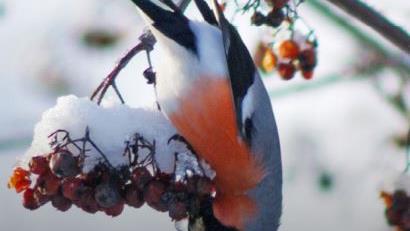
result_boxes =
[308,0,410,73]
[286,1,410,120]
[176,0,192,12]
[325,0,410,54]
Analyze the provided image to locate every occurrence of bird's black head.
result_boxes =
[131,0,197,54]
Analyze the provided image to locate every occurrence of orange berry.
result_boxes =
[261,48,277,73]
[8,167,31,193]
[380,191,393,208]
[278,40,300,59]
[254,42,267,68]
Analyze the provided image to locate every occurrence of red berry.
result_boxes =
[278,40,300,59]
[61,178,85,201]
[277,63,295,80]
[402,209,410,229]
[266,9,285,27]
[131,167,152,190]
[95,182,121,208]
[51,194,72,212]
[22,188,40,210]
[49,150,80,178]
[251,11,266,26]
[124,184,144,208]
[266,0,289,9]
[298,48,317,71]
[385,207,401,226]
[33,188,50,206]
[144,180,167,212]
[104,201,124,217]
[168,201,188,221]
[302,70,314,80]
[36,172,60,196]
[392,190,408,213]
[76,188,99,214]
[29,155,49,175]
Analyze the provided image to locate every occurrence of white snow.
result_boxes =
[23,95,179,173]
[0,0,409,230]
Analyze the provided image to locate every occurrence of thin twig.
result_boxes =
[84,128,115,170]
[326,0,410,53]
[90,43,145,104]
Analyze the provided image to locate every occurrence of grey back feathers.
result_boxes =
[245,74,282,231]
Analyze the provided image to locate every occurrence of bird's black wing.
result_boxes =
[212,0,256,142]
[193,0,218,26]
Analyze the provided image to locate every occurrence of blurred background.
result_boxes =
[0,0,409,230]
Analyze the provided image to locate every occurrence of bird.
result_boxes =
[130,0,282,230]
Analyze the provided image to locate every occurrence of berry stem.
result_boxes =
[90,42,146,105]
[83,128,115,170]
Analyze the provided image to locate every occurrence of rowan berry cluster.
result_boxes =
[8,129,215,221]
[381,190,410,230]
[247,0,317,80]
[251,1,286,28]
[256,38,317,80]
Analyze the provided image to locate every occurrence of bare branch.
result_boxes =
[326,0,410,53]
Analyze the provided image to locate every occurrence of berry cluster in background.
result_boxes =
[244,0,318,80]
[381,190,410,231]
[8,128,215,221]
[255,38,317,80]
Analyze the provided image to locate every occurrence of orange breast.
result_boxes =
[169,77,264,229]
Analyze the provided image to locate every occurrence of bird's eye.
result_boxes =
[244,118,253,143]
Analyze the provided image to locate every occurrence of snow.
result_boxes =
[23,95,179,173]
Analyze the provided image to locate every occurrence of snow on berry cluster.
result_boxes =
[380,174,410,230]
[8,95,216,220]
[22,95,178,173]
